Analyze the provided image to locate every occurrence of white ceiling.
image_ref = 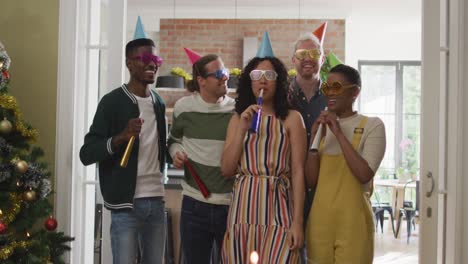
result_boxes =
[127,0,421,31]
[129,0,354,19]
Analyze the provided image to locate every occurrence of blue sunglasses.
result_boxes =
[204,68,229,80]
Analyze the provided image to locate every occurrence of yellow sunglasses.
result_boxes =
[320,81,359,96]
[294,49,322,61]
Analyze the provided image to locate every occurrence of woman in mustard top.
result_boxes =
[305,64,386,263]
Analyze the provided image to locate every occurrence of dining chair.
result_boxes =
[395,180,420,243]
[372,190,396,236]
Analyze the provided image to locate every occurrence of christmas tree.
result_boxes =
[0,42,73,263]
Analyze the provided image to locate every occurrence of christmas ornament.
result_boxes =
[15,160,28,173]
[2,193,21,224]
[0,241,31,260]
[2,70,9,80]
[23,189,37,202]
[0,94,38,140]
[0,118,12,134]
[0,221,7,234]
[0,46,11,70]
[0,46,11,90]
[44,216,58,231]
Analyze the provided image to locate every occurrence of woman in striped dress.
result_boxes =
[221,56,306,263]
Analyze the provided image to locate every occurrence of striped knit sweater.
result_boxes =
[168,93,235,205]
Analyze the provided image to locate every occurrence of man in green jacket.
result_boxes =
[80,38,167,264]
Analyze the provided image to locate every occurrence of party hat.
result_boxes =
[312,22,327,46]
[256,32,275,58]
[184,47,202,65]
[133,16,147,39]
[320,52,343,82]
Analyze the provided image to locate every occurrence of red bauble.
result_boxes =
[0,221,7,234]
[2,70,9,79]
[44,216,58,231]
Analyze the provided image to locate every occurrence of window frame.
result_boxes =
[357,60,421,178]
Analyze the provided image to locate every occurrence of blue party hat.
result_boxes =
[256,32,275,58]
[133,16,147,39]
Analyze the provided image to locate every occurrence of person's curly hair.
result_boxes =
[235,57,291,120]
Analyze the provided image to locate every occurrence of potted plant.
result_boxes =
[156,67,192,88]
[170,67,192,82]
[288,69,297,82]
[228,68,241,89]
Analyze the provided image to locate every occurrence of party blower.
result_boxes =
[120,113,143,168]
[185,160,210,198]
[120,136,135,167]
[310,107,328,152]
[249,89,263,133]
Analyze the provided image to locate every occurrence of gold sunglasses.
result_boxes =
[320,81,359,96]
[294,49,322,61]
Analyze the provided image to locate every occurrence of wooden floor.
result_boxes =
[374,219,419,264]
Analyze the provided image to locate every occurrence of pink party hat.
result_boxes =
[184,47,202,65]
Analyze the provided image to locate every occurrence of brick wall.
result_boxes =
[157,19,345,75]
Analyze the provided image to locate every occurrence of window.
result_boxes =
[358,61,421,180]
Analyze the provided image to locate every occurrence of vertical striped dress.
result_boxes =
[221,115,299,263]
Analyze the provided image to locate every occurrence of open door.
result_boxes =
[421,0,465,262]
[420,0,444,263]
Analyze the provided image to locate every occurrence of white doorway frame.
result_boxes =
[444,0,465,262]
[55,0,127,263]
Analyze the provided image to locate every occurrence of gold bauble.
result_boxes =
[0,118,12,134]
[23,190,37,202]
[0,59,4,69]
[15,160,28,173]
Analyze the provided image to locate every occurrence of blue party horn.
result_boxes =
[249,89,263,133]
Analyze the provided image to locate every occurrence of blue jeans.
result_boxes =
[110,197,166,264]
[180,195,229,264]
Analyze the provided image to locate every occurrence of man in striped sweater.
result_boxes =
[168,54,234,263]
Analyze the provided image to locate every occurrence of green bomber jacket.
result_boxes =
[79,84,167,210]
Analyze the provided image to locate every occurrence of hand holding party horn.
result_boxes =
[120,113,143,168]
[120,136,135,167]
[185,160,210,198]
[310,107,328,152]
[249,89,263,133]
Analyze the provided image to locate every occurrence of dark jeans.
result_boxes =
[301,188,316,264]
[180,195,229,264]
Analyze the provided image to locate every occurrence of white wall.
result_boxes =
[345,0,422,67]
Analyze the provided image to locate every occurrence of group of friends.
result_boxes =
[80,23,386,264]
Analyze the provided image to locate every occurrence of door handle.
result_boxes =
[425,171,435,197]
